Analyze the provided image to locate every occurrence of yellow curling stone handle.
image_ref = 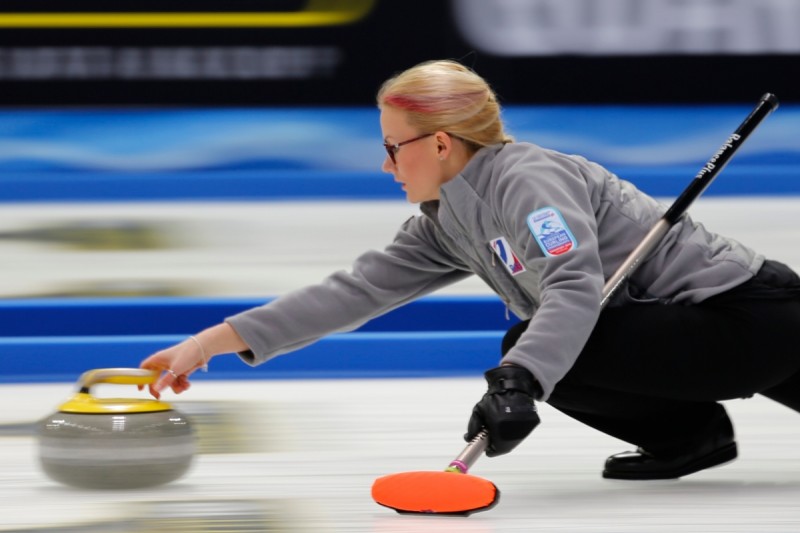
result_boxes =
[58,368,174,414]
[78,367,160,389]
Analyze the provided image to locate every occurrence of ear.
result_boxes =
[434,131,452,161]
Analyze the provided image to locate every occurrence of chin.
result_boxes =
[406,191,433,204]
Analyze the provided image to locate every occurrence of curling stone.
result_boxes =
[37,368,196,490]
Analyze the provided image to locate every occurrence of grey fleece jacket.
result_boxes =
[226,142,763,400]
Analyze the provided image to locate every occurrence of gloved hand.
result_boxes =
[465,365,541,457]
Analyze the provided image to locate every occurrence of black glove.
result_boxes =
[465,365,541,457]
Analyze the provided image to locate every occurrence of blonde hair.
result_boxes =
[377,60,513,152]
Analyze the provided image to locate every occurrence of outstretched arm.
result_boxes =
[139,322,247,398]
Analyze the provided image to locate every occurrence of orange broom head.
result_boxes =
[371,471,500,516]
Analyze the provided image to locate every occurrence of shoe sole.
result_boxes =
[602,443,738,480]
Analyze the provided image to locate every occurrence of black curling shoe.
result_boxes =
[602,435,738,480]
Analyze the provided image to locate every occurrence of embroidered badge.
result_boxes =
[527,207,577,257]
[490,236,526,276]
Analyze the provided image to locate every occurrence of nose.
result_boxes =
[381,154,395,173]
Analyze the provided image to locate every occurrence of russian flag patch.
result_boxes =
[490,236,526,276]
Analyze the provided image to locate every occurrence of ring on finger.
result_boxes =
[167,369,179,378]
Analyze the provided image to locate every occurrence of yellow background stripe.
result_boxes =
[0,0,374,27]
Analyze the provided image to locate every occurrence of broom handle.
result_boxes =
[449,93,779,474]
[448,429,490,474]
[601,93,778,307]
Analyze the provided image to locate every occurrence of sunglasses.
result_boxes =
[383,133,434,165]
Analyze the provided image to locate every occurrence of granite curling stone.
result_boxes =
[37,368,196,489]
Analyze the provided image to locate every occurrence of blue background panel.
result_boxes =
[0,331,504,384]
[0,296,511,336]
[1,105,798,202]
[0,296,511,383]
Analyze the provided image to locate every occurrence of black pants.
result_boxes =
[502,260,800,455]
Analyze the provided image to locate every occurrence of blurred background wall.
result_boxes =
[0,0,798,300]
[0,0,797,105]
